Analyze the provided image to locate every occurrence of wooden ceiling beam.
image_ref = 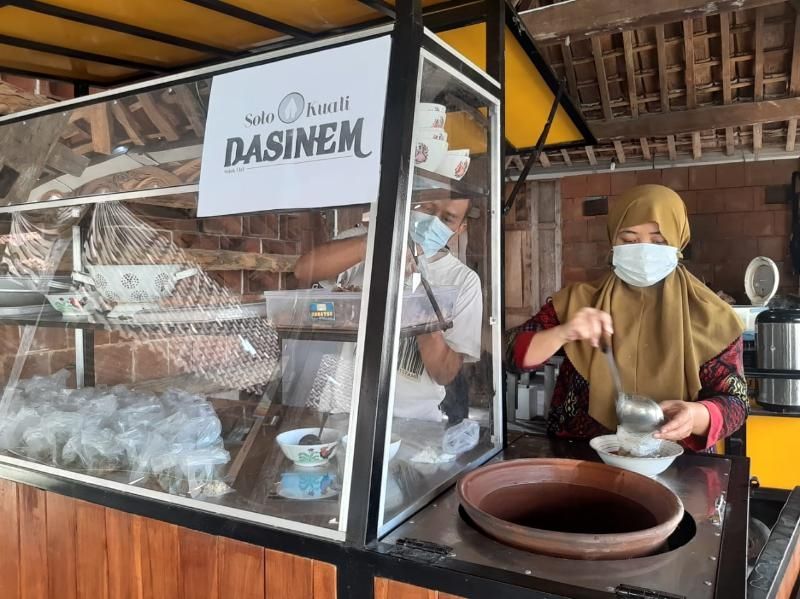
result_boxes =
[622,30,639,118]
[591,96,800,138]
[683,19,696,109]
[784,5,799,154]
[640,138,652,160]
[754,8,765,102]
[752,7,765,157]
[520,0,784,44]
[790,13,800,96]
[787,118,797,152]
[753,123,763,157]
[613,140,626,164]
[539,152,551,168]
[667,135,678,160]
[560,42,579,102]
[725,128,736,155]
[585,146,598,165]
[719,12,735,156]
[560,149,572,166]
[591,37,613,120]
[655,25,670,113]
[692,131,702,159]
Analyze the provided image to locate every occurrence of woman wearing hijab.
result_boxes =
[510,184,747,450]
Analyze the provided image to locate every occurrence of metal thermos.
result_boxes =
[756,309,800,412]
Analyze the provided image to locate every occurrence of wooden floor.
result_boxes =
[0,479,337,599]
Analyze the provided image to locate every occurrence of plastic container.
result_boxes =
[732,305,768,336]
[264,286,458,329]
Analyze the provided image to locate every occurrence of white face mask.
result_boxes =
[612,243,679,287]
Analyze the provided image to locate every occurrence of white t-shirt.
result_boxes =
[321,226,483,421]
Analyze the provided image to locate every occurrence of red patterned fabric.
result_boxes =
[508,301,748,450]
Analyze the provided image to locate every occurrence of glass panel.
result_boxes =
[0,195,374,533]
[379,54,501,530]
[0,79,210,207]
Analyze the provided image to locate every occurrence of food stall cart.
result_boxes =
[0,1,798,598]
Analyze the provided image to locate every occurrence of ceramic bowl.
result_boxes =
[435,152,471,181]
[590,434,683,477]
[278,471,339,500]
[276,427,340,468]
[418,102,446,113]
[45,292,97,317]
[413,138,448,172]
[414,127,447,142]
[414,110,447,130]
[342,434,401,461]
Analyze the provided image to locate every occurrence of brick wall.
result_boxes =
[560,160,800,302]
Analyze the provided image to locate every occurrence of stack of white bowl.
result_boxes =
[412,103,471,181]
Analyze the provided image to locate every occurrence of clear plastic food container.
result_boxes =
[264,286,458,329]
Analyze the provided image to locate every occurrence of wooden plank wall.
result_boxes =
[504,180,562,329]
[0,479,337,599]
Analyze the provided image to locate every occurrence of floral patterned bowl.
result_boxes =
[276,427,340,468]
[413,138,448,173]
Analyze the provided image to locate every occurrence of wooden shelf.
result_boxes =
[0,303,267,331]
[274,319,452,342]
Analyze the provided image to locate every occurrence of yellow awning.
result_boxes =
[438,23,590,149]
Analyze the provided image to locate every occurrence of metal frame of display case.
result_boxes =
[0,0,511,547]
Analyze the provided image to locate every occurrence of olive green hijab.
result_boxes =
[552,185,743,429]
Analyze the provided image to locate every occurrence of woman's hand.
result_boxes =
[654,400,711,441]
[559,307,613,348]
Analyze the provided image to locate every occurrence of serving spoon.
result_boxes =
[599,336,665,433]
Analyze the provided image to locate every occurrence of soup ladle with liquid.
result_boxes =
[599,337,665,434]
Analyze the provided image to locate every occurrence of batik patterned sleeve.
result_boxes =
[685,337,748,450]
[506,301,561,372]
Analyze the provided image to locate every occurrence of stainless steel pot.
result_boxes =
[756,309,800,412]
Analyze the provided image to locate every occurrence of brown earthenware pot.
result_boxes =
[457,458,684,560]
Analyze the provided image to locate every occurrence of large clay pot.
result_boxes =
[457,458,684,560]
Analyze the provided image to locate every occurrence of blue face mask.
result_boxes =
[409,210,454,257]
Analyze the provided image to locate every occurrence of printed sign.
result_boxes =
[198,36,391,217]
[310,302,335,321]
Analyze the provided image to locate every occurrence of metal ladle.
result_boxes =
[599,337,665,433]
[299,412,330,446]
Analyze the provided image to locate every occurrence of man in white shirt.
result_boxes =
[294,191,482,422]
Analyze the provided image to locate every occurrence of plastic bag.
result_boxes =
[118,429,168,482]
[0,407,40,451]
[183,447,231,498]
[151,446,230,498]
[62,429,126,474]
[442,418,479,455]
[41,411,83,466]
[616,426,662,458]
[21,425,50,462]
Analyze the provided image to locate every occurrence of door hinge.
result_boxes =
[389,538,453,564]
[615,584,685,599]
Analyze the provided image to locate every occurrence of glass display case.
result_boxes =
[0,26,501,544]
[377,51,502,534]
